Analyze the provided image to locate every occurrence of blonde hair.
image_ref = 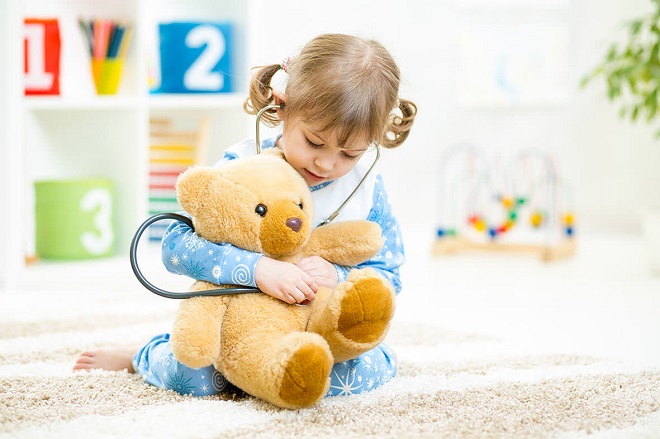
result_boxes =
[244,33,417,149]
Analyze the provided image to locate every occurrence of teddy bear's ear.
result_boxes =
[175,166,220,216]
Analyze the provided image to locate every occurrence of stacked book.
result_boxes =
[148,117,208,241]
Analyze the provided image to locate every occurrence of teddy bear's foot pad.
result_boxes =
[338,276,394,344]
[279,343,332,407]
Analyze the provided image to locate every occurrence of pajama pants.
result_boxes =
[132,333,397,397]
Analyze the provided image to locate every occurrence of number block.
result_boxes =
[154,21,234,94]
[35,179,115,259]
[24,18,61,96]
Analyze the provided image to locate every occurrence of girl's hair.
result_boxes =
[244,33,417,149]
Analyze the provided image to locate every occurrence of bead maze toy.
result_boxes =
[432,144,576,262]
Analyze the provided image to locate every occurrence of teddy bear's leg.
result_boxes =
[171,294,227,369]
[221,330,333,409]
[306,268,395,363]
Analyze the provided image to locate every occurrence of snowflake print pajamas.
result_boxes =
[132,333,397,397]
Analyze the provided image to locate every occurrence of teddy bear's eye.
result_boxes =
[255,204,268,217]
[297,203,303,210]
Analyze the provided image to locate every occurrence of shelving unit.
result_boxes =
[1,0,256,289]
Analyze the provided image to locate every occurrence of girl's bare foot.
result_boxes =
[73,347,140,373]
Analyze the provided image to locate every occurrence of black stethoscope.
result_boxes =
[130,104,380,299]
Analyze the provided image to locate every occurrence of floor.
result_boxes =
[2,229,659,370]
[396,226,660,369]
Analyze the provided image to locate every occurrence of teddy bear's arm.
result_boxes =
[302,220,384,266]
[171,286,227,369]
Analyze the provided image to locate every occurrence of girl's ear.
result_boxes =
[272,90,286,105]
[272,90,287,118]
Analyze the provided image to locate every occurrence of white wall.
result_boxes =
[248,0,660,237]
[0,0,10,284]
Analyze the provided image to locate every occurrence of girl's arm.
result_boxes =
[334,175,405,295]
[161,217,316,304]
[161,217,261,286]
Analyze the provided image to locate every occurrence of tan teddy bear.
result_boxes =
[170,151,396,409]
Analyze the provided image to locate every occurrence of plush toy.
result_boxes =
[170,150,396,409]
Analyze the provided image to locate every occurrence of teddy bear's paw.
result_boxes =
[336,274,395,348]
[278,338,333,408]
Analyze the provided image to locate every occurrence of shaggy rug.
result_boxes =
[1,287,659,439]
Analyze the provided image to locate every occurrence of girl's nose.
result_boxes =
[314,154,333,172]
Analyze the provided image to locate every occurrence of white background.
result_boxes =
[247,0,660,239]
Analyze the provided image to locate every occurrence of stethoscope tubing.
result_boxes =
[129,212,260,299]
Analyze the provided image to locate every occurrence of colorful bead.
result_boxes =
[530,211,543,228]
[563,213,574,226]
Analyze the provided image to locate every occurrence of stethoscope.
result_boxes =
[130,103,380,299]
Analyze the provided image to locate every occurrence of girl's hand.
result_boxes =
[255,257,318,304]
[297,256,339,290]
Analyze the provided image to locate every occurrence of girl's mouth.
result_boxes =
[304,169,326,183]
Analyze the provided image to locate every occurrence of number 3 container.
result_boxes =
[34,178,115,259]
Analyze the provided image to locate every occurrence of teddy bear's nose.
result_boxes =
[286,217,302,232]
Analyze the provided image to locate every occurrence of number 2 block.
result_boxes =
[155,22,234,94]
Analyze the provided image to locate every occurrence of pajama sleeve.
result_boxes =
[161,216,262,287]
[334,175,405,295]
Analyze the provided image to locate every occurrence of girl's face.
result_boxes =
[278,117,371,187]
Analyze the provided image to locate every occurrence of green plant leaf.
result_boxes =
[582,1,660,136]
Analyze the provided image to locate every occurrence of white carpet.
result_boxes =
[1,233,659,438]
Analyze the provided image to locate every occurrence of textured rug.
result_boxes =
[1,288,659,439]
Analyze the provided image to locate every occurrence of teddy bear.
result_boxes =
[169,150,396,409]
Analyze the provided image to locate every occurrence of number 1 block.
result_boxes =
[24,18,61,95]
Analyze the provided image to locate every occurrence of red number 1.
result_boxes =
[24,19,61,95]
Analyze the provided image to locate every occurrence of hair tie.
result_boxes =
[280,56,292,73]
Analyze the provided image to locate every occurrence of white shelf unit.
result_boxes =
[1,0,255,289]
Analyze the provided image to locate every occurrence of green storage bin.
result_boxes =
[35,178,116,259]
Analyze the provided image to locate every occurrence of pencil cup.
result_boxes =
[35,178,116,259]
[91,59,124,95]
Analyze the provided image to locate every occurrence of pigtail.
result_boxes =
[243,64,282,127]
[380,98,418,149]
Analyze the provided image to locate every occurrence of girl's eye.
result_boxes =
[342,152,360,161]
[306,138,323,148]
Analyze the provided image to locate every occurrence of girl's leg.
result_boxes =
[133,333,229,397]
[326,344,396,397]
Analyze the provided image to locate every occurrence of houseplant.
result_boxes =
[581,0,660,134]
[581,0,660,274]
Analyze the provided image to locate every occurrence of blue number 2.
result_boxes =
[183,25,226,91]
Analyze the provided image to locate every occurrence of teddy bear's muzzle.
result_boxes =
[260,201,311,257]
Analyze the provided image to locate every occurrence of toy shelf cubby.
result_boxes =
[0,0,257,289]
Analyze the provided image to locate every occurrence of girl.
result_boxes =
[74,33,417,398]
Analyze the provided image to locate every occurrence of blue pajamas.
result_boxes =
[132,333,396,398]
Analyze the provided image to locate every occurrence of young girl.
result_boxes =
[74,33,417,398]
